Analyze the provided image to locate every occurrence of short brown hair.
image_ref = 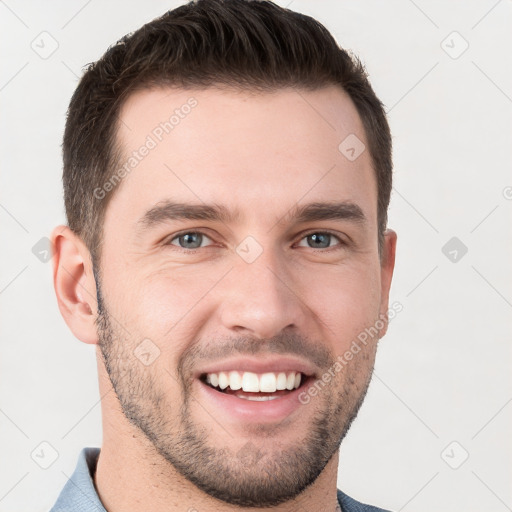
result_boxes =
[63,0,392,265]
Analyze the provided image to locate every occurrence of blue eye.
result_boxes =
[168,232,213,250]
[297,231,343,250]
[166,230,344,252]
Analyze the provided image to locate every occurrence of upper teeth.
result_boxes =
[205,371,302,392]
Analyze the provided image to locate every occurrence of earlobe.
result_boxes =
[51,225,99,345]
[378,229,397,338]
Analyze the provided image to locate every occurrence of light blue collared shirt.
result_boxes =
[50,447,391,512]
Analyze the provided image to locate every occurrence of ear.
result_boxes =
[50,225,99,345]
[378,229,397,338]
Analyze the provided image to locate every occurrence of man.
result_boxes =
[50,0,396,510]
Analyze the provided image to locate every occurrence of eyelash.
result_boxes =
[164,229,346,253]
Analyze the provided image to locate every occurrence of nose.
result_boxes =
[217,246,306,340]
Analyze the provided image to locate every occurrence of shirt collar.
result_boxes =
[50,447,106,512]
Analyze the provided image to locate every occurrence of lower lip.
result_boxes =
[196,378,312,423]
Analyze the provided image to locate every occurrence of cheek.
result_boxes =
[109,254,382,358]
[125,266,219,341]
[305,263,382,348]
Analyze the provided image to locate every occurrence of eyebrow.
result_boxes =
[135,199,366,235]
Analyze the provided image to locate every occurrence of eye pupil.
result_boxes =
[180,232,202,249]
[309,233,330,249]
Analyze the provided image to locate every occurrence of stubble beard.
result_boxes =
[94,278,375,507]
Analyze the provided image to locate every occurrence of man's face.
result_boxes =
[94,85,394,507]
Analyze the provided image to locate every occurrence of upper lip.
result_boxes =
[195,356,318,379]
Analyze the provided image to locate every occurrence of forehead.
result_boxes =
[105,85,376,232]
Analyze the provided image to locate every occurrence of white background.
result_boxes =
[1,1,511,511]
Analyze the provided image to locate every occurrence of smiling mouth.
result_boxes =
[199,370,311,401]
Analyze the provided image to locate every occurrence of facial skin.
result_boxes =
[52,85,396,512]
